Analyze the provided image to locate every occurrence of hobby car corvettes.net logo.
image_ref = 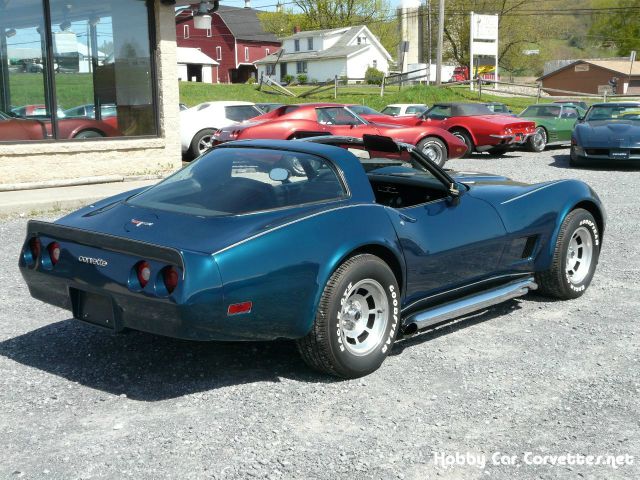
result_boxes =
[131,219,154,227]
[78,256,108,267]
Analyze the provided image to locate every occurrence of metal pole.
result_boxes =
[334,75,338,99]
[628,50,636,95]
[427,0,432,83]
[380,75,386,97]
[435,0,444,85]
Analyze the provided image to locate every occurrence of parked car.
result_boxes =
[179,103,188,111]
[63,104,118,129]
[484,102,512,115]
[369,102,536,156]
[180,101,263,159]
[213,103,468,166]
[518,103,586,152]
[380,104,428,117]
[19,135,605,378]
[1,109,121,140]
[570,102,640,166]
[256,103,285,113]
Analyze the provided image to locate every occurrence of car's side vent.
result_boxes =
[521,235,538,259]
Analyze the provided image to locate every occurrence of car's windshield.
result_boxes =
[585,105,640,121]
[349,105,380,115]
[127,148,347,216]
[381,106,401,116]
[225,105,263,122]
[521,105,562,117]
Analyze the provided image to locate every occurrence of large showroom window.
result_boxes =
[0,0,157,142]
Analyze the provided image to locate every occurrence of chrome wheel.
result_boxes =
[532,127,547,151]
[565,226,594,285]
[338,279,389,356]
[422,141,444,165]
[197,134,214,154]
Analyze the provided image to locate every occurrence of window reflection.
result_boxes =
[0,0,157,142]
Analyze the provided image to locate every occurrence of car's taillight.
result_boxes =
[48,242,61,265]
[29,237,41,260]
[136,261,151,288]
[162,266,179,294]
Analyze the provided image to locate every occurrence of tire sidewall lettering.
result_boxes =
[564,216,599,292]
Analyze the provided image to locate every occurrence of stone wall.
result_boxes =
[0,1,181,186]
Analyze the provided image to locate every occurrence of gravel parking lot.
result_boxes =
[1,146,638,480]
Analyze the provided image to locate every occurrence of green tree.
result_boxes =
[589,0,640,56]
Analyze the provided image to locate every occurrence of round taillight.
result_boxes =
[136,261,151,288]
[163,266,179,294]
[29,237,41,260]
[48,242,61,265]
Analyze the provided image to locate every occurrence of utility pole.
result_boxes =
[427,0,432,84]
[435,0,445,85]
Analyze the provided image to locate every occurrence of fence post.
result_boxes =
[334,75,338,99]
[380,76,386,97]
[536,83,542,104]
[603,91,608,103]
[478,78,482,100]
[258,73,263,91]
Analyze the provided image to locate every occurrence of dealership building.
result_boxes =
[0,0,191,187]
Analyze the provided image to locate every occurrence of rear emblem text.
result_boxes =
[78,256,108,267]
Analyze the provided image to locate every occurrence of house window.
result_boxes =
[307,37,313,50]
[266,64,276,75]
[183,25,190,39]
[266,48,270,55]
[0,0,158,142]
[296,61,308,74]
[245,47,249,62]
[294,39,300,52]
[372,60,378,69]
[357,36,361,45]
[206,28,212,38]
[216,46,222,61]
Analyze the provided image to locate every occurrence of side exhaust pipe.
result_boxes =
[402,277,537,333]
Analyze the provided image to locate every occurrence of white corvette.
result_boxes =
[180,101,263,159]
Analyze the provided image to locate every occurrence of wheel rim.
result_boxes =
[532,127,546,150]
[198,135,213,154]
[338,279,389,356]
[422,142,443,164]
[565,226,594,284]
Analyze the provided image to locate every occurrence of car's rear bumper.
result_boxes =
[489,132,534,145]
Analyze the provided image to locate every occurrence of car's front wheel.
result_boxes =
[296,254,400,378]
[527,126,547,152]
[417,136,448,167]
[536,208,600,299]
[449,129,474,157]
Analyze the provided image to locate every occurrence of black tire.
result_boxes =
[416,136,448,167]
[487,146,509,156]
[449,129,474,157]
[536,208,600,299]
[189,128,216,158]
[74,130,104,139]
[296,254,400,378]
[569,147,581,167]
[526,126,547,152]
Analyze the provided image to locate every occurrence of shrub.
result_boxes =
[245,76,256,84]
[365,66,384,85]
[283,74,294,85]
[296,74,308,84]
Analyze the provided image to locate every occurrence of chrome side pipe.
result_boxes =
[402,277,538,334]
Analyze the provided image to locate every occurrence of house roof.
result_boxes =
[255,45,368,64]
[256,25,392,64]
[215,5,279,43]
[177,47,218,65]
[538,59,640,80]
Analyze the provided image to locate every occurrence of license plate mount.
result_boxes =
[74,290,116,329]
[610,150,629,159]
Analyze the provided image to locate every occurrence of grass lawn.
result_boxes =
[179,82,536,113]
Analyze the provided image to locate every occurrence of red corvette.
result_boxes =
[360,102,536,156]
[0,110,121,140]
[213,103,468,166]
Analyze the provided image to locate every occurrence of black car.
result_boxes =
[570,102,640,166]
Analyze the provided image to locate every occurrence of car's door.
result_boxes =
[387,191,509,305]
[557,106,580,141]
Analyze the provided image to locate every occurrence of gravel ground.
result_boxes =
[1,147,638,480]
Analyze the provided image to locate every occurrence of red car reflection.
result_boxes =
[0,110,121,140]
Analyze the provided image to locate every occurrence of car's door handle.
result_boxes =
[397,212,417,223]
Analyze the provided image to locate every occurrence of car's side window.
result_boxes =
[316,107,362,126]
[562,107,579,119]
[224,106,262,122]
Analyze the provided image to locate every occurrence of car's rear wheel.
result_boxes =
[189,128,216,158]
[449,129,473,157]
[536,208,600,299]
[417,136,448,167]
[296,254,400,378]
[527,126,547,152]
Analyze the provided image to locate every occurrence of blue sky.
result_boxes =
[222,0,404,12]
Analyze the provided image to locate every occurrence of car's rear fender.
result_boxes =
[212,203,404,340]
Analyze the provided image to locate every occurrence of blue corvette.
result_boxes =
[19,135,605,378]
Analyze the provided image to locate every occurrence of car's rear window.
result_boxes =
[127,148,347,216]
[224,105,262,122]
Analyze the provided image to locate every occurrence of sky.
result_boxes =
[220,0,405,12]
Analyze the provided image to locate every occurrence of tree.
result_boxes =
[589,0,640,56]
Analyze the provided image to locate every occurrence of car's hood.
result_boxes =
[576,121,640,146]
[56,190,346,255]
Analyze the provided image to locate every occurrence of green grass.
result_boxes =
[179,82,536,113]
[9,73,94,110]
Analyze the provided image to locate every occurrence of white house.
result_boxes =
[255,25,392,84]
[176,47,219,83]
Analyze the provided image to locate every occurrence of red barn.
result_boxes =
[176,4,280,83]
